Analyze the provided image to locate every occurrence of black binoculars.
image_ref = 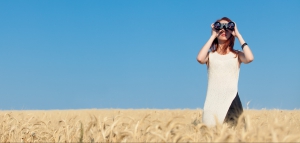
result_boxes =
[213,21,235,31]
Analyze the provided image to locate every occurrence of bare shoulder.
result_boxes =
[237,50,245,57]
[236,50,244,64]
[236,50,243,54]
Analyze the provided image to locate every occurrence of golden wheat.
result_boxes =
[0,109,299,142]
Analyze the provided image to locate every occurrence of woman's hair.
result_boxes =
[210,17,238,56]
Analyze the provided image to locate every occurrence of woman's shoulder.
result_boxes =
[234,49,245,53]
[208,50,216,55]
[235,50,244,57]
[230,50,242,57]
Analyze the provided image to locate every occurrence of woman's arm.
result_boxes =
[230,22,254,64]
[197,23,218,64]
[237,34,254,64]
[197,35,215,64]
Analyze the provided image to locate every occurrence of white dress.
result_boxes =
[202,51,240,127]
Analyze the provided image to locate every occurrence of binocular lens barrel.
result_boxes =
[214,22,235,30]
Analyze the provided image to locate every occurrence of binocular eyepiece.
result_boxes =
[213,21,235,31]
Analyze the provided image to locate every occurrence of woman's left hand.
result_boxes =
[229,22,241,37]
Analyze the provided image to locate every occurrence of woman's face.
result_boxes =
[217,20,232,41]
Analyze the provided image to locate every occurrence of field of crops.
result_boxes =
[0,109,299,142]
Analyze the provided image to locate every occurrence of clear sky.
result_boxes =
[0,0,299,110]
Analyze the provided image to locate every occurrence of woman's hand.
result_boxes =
[229,22,241,37]
[211,23,219,38]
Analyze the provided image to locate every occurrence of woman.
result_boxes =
[197,17,254,127]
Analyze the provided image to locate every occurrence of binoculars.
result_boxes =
[213,21,235,31]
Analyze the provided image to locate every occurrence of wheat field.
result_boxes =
[0,109,299,142]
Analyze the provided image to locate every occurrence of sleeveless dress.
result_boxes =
[202,51,241,126]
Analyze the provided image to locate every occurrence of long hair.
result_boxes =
[210,17,238,56]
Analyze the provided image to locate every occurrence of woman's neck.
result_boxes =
[218,44,225,49]
[218,40,226,49]
[217,43,229,54]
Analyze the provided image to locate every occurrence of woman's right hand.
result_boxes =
[211,23,219,38]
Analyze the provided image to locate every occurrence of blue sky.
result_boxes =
[0,1,299,110]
